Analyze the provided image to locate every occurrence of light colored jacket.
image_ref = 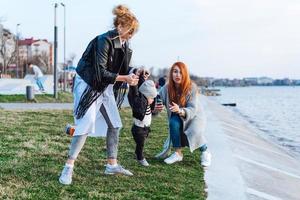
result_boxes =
[32,65,43,78]
[158,83,207,152]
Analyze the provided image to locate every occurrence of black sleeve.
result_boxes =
[128,85,139,108]
[128,85,147,121]
[95,37,118,84]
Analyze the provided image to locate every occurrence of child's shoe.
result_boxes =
[138,158,150,167]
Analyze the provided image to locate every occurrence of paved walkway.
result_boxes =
[0,99,129,110]
[0,103,73,110]
[203,97,300,200]
[0,75,54,95]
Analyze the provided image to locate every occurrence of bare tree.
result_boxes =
[0,29,16,74]
[155,67,169,82]
[31,51,50,74]
[39,51,51,73]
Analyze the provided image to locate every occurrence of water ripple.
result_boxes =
[213,86,300,158]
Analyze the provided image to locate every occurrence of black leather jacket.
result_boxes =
[76,29,132,92]
[74,29,134,119]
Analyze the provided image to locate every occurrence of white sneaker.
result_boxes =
[201,151,212,167]
[59,165,73,185]
[164,152,183,164]
[104,164,133,176]
[138,158,150,167]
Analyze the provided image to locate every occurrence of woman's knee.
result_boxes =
[169,115,182,130]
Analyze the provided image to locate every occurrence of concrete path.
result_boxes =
[0,99,129,110]
[0,103,73,110]
[0,75,54,95]
[204,97,300,200]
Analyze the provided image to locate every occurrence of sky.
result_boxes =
[1,0,300,79]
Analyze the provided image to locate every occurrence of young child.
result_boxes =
[128,78,157,166]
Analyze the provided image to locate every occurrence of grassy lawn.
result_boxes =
[0,92,73,103]
[0,108,206,200]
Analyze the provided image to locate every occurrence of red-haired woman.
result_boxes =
[155,62,211,166]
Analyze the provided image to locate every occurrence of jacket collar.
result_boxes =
[108,29,122,49]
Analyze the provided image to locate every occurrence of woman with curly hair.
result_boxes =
[59,5,141,185]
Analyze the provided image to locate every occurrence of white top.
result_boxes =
[73,75,122,137]
[32,65,43,78]
[133,105,152,127]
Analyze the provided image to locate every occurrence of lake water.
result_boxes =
[211,86,300,158]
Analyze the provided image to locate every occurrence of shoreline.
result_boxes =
[209,86,300,161]
[220,103,300,161]
[203,96,300,200]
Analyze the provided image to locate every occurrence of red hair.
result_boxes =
[168,62,192,107]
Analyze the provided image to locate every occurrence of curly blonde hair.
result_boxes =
[112,5,139,34]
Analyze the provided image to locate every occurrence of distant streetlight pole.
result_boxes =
[61,2,66,92]
[54,3,58,99]
[16,23,20,78]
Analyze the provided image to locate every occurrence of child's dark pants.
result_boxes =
[131,125,150,160]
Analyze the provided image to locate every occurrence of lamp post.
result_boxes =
[53,3,58,98]
[61,2,66,91]
[16,23,20,78]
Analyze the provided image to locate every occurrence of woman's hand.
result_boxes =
[126,73,139,86]
[136,68,150,80]
[169,102,180,113]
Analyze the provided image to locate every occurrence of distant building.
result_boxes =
[243,77,258,86]
[294,80,300,85]
[257,77,273,85]
[273,79,283,86]
[282,78,291,86]
[204,77,215,86]
[18,38,53,74]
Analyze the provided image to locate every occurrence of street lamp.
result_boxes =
[16,23,20,78]
[53,3,58,98]
[61,2,66,91]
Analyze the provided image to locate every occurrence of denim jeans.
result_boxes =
[36,77,44,90]
[169,113,183,148]
[169,113,208,151]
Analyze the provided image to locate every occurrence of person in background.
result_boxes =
[155,61,212,167]
[59,4,141,185]
[28,62,45,92]
[158,75,167,89]
[128,71,157,167]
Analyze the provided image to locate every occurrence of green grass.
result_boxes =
[0,109,206,200]
[0,92,73,103]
